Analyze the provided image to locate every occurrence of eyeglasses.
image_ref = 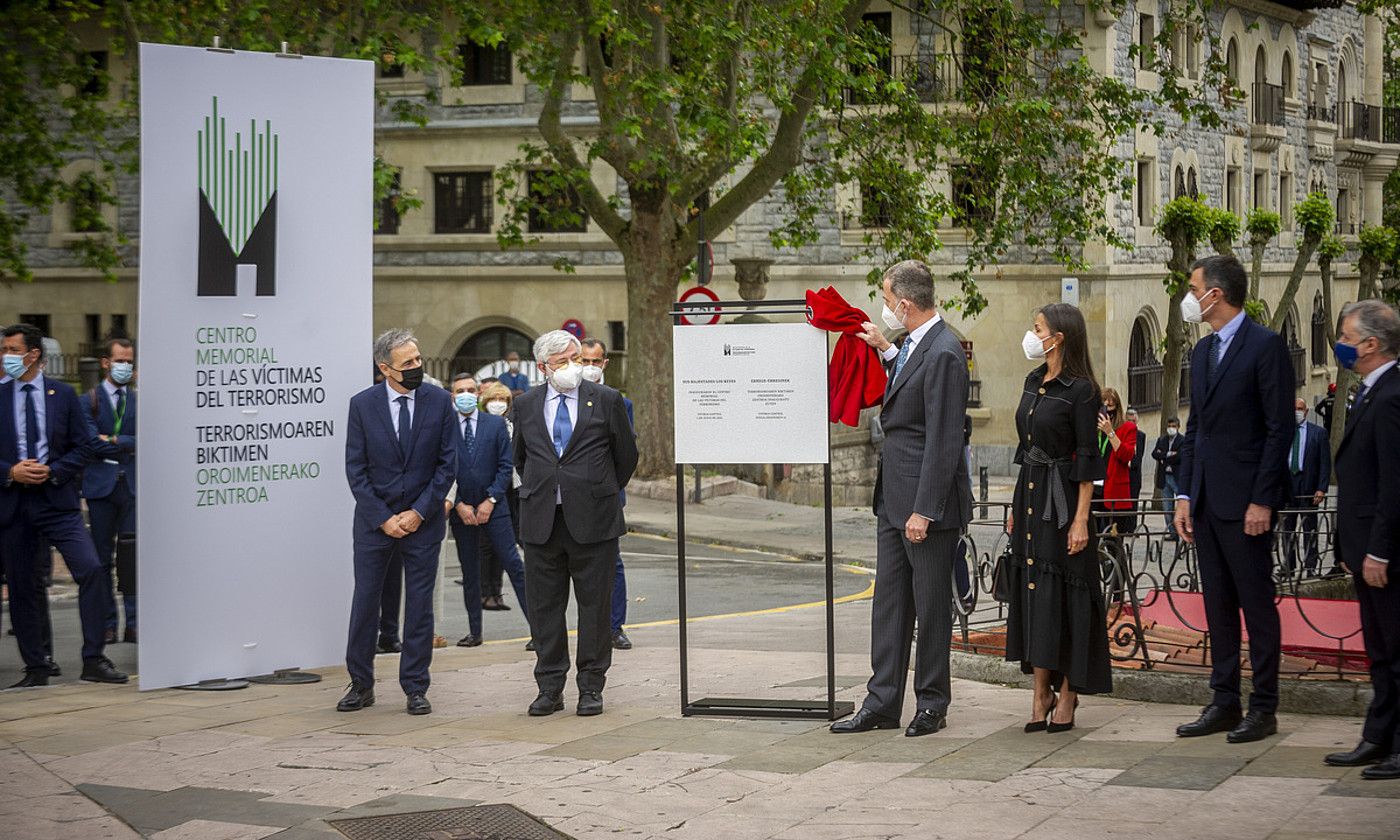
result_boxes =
[543,355,581,371]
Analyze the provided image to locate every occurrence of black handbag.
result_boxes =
[990,545,1013,604]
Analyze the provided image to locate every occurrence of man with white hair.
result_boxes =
[513,330,638,717]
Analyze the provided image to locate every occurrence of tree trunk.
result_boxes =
[1159,233,1194,437]
[1268,236,1320,333]
[1321,254,1348,457]
[1250,239,1266,305]
[1331,255,1383,448]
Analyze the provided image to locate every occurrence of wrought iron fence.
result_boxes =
[1251,82,1285,126]
[1385,107,1400,144]
[1340,101,1381,141]
[845,53,960,105]
[1305,102,1336,123]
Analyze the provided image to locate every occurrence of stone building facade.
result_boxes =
[4,1,1394,483]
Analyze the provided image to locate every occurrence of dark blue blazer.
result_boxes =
[344,383,457,540]
[1335,365,1400,566]
[81,385,137,499]
[1177,316,1295,520]
[1287,420,1331,499]
[452,411,512,518]
[0,377,108,525]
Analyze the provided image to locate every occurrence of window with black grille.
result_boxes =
[377,170,402,235]
[459,41,512,86]
[434,171,493,234]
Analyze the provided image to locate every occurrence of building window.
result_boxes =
[434,171,493,233]
[458,41,512,86]
[1138,13,1155,70]
[527,170,586,233]
[1225,38,1239,88]
[1226,166,1240,214]
[1311,292,1327,367]
[1127,315,1163,411]
[451,326,534,381]
[79,51,107,97]
[70,172,106,233]
[859,12,893,76]
[1136,159,1154,226]
[1253,170,1267,211]
[379,61,405,79]
[951,164,994,226]
[1283,308,1306,386]
[84,314,102,351]
[1280,172,1293,228]
[1187,166,1198,198]
[860,181,892,228]
[1173,165,1186,200]
[1281,52,1294,99]
[1338,60,1349,108]
[608,320,627,353]
[1336,187,1350,234]
[377,169,402,235]
[109,314,128,338]
[19,314,51,338]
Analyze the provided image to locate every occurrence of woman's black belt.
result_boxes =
[1022,446,1071,528]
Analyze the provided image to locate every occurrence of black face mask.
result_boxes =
[396,365,424,391]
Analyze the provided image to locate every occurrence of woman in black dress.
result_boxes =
[1005,303,1113,733]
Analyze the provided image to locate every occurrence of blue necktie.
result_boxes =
[891,340,913,384]
[1206,334,1222,384]
[23,383,40,462]
[462,415,475,459]
[552,394,572,457]
[396,396,410,454]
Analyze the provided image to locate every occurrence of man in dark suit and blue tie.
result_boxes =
[340,329,456,716]
[1173,255,1294,743]
[1281,397,1331,573]
[83,337,138,643]
[1,323,126,688]
[447,373,529,647]
[514,330,637,717]
[1324,300,1400,778]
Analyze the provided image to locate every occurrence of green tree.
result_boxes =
[1243,207,1279,317]
[1268,192,1332,334]
[1155,196,1215,436]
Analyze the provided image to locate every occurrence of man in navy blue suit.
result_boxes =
[83,337,138,643]
[1,323,126,688]
[447,373,529,647]
[580,338,634,650]
[1281,397,1331,574]
[1173,256,1294,743]
[340,329,456,716]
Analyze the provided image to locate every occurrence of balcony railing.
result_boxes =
[1340,101,1381,141]
[846,53,960,105]
[1305,102,1336,123]
[1385,108,1400,144]
[1251,82,1285,126]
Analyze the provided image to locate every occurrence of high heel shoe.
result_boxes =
[1046,698,1079,733]
[1024,696,1056,733]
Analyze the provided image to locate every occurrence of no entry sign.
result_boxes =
[678,285,721,325]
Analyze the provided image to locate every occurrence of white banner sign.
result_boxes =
[137,43,372,689]
[673,322,829,464]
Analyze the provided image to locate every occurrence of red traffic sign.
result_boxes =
[562,318,586,339]
[678,285,721,325]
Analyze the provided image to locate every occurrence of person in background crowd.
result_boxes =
[1281,397,1331,574]
[579,337,635,651]
[498,352,531,396]
[1151,417,1183,538]
[340,329,456,716]
[1091,388,1136,537]
[1325,300,1400,779]
[83,337,138,643]
[1,323,126,688]
[1174,254,1292,744]
[1125,407,1147,532]
[1315,382,1337,434]
[515,330,637,717]
[834,260,972,738]
[446,373,530,648]
[1005,303,1112,733]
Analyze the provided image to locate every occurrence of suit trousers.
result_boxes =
[450,513,529,638]
[379,554,402,643]
[1,491,106,666]
[347,529,441,695]
[1355,569,1400,752]
[87,476,137,631]
[611,551,628,633]
[1192,488,1282,713]
[1,538,53,657]
[524,506,616,695]
[863,520,956,719]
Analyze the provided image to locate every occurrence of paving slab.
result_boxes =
[1106,755,1245,790]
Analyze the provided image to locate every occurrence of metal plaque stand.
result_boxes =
[175,678,249,691]
[247,668,323,685]
[671,298,855,721]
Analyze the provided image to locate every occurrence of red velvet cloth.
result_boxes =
[805,286,888,426]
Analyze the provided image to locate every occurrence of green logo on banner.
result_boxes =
[196,96,280,296]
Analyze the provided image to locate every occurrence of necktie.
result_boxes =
[1354,382,1369,408]
[462,415,475,460]
[22,384,39,462]
[892,340,913,384]
[113,387,126,437]
[1290,426,1302,474]
[552,394,572,457]
[396,395,410,454]
[1206,334,1222,384]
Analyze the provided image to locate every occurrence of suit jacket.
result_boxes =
[1177,316,1295,520]
[873,319,973,532]
[513,380,638,546]
[1128,429,1147,498]
[81,384,136,499]
[1335,365,1400,567]
[1151,432,1181,489]
[452,411,512,519]
[1286,420,1331,499]
[344,383,457,541]
[0,377,109,525]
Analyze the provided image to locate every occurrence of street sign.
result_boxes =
[678,285,721,325]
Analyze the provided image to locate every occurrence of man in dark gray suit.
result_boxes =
[514,330,638,718]
[832,260,973,737]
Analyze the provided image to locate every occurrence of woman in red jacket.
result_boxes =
[1093,387,1136,536]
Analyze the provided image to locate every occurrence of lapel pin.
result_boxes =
[587,401,593,407]
[47,389,55,396]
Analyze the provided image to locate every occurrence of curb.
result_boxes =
[628,522,873,568]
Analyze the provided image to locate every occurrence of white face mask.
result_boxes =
[1167,427,1179,437]
[507,361,520,372]
[1180,288,1217,324]
[485,400,509,415]
[1021,330,1051,360]
[549,361,584,392]
[881,300,906,331]
[1296,410,1306,425]
[580,365,605,385]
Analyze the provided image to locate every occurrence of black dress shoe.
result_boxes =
[1176,704,1242,738]
[456,634,482,647]
[905,709,947,737]
[8,669,49,689]
[577,691,604,716]
[612,630,633,650]
[1046,697,1079,734]
[376,637,402,654]
[80,656,128,684]
[44,657,61,677]
[1226,711,1278,743]
[336,683,375,712]
[406,693,432,715]
[1360,753,1400,780]
[1325,740,1388,767]
[525,639,537,652]
[830,708,900,733]
[529,692,564,716]
[1025,697,1055,733]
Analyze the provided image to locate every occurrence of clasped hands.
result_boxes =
[9,459,50,485]
[380,508,424,538]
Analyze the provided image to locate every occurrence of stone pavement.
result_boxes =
[2,585,1397,839]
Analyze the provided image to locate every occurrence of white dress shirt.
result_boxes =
[1212,309,1247,357]
[385,380,416,435]
[880,313,943,364]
